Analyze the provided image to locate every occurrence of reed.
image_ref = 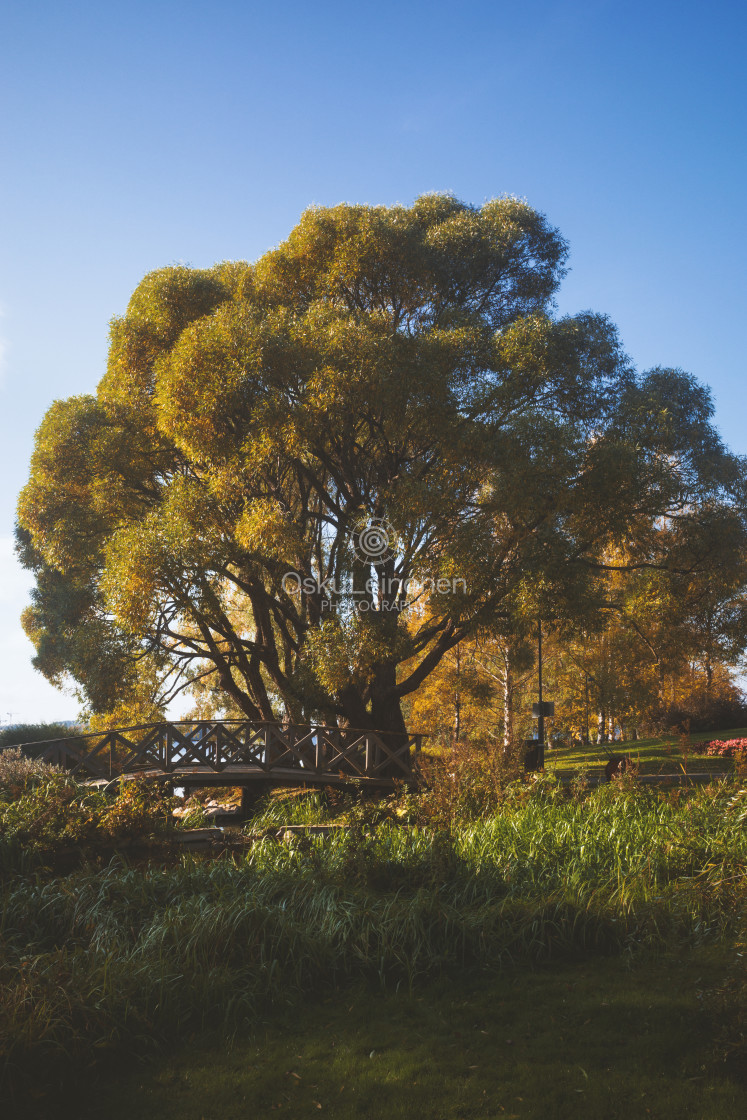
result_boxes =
[1,777,746,1112]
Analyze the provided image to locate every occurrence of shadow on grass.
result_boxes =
[79,949,746,1120]
[548,727,747,777]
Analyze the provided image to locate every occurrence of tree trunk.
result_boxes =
[452,644,462,746]
[502,646,514,754]
[368,664,409,777]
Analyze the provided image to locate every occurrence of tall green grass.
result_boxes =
[2,778,746,1113]
[248,788,339,828]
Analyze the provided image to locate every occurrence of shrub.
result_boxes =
[415,738,521,826]
[98,780,175,839]
[0,775,175,853]
[0,774,105,849]
[0,747,60,794]
[703,738,747,758]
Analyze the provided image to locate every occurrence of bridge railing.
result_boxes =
[1,721,423,784]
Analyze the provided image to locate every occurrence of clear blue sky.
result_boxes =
[1,0,745,723]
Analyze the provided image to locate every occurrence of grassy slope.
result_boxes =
[83,950,746,1120]
[545,727,747,776]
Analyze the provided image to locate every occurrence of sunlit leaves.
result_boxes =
[16,194,746,734]
[236,499,302,565]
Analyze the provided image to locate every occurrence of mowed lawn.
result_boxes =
[81,949,746,1120]
[546,728,747,776]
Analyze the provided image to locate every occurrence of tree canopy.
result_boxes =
[17,195,747,735]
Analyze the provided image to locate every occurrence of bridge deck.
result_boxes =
[88,765,402,790]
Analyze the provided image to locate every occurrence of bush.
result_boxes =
[0,775,175,853]
[702,738,747,758]
[0,747,60,794]
[0,774,105,849]
[97,780,176,839]
[415,738,521,826]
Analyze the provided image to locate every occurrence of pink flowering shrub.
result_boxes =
[702,738,747,758]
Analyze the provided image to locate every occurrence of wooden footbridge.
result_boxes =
[10,721,422,791]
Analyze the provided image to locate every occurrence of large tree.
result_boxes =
[17,195,747,736]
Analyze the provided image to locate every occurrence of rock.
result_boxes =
[174,827,224,843]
